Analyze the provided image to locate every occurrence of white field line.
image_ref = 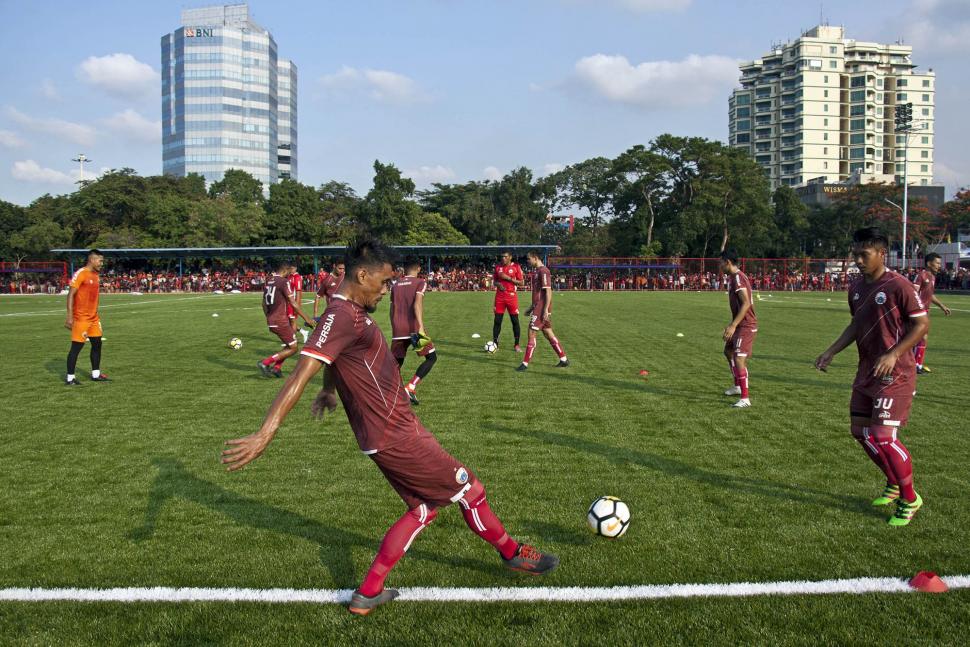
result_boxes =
[0,295,224,318]
[2,575,968,604]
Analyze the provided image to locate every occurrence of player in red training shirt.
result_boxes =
[313,261,345,318]
[719,250,757,408]
[390,258,436,405]
[223,240,558,616]
[286,264,310,344]
[492,251,525,352]
[258,261,314,378]
[912,252,951,374]
[517,250,568,371]
[815,227,929,526]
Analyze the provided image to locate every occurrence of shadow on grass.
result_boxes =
[202,351,270,376]
[486,424,882,520]
[128,458,505,587]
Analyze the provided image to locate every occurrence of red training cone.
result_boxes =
[639,370,649,378]
[909,571,948,593]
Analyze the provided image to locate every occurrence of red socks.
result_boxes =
[548,336,566,360]
[851,425,895,483]
[358,504,436,596]
[523,339,536,365]
[913,342,926,367]
[458,481,519,559]
[407,375,421,391]
[261,353,283,367]
[870,425,916,501]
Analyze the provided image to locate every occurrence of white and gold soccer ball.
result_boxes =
[587,496,631,538]
[484,341,498,353]
[228,337,243,350]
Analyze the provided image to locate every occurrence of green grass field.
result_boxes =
[1,289,969,645]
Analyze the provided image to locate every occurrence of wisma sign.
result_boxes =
[184,28,214,37]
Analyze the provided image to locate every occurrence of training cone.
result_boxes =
[909,571,948,593]
[639,369,649,378]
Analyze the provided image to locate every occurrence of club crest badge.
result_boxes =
[455,467,469,484]
[875,292,887,305]
[853,293,860,301]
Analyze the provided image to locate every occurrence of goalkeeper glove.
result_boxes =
[410,332,432,350]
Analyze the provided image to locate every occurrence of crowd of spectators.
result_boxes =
[5,262,970,294]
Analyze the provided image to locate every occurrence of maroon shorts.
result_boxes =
[370,425,474,509]
[268,322,296,347]
[529,312,552,331]
[494,293,519,315]
[725,327,757,357]
[850,389,913,427]
[391,338,435,360]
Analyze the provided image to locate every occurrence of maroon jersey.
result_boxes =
[390,276,426,339]
[913,269,935,304]
[493,262,524,294]
[848,270,927,396]
[530,265,552,313]
[262,274,292,325]
[728,271,757,329]
[316,273,343,303]
[302,296,419,454]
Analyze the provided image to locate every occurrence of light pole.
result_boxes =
[893,102,913,270]
[885,198,904,265]
[71,153,91,183]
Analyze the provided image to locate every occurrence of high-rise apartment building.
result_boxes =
[729,25,934,190]
[161,4,297,187]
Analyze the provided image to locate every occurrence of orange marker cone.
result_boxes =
[639,369,649,379]
[909,571,948,593]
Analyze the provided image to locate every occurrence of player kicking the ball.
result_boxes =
[390,258,436,405]
[516,250,568,371]
[258,261,314,378]
[815,227,929,526]
[223,240,559,616]
[719,250,757,408]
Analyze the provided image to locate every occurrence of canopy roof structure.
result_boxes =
[49,245,558,261]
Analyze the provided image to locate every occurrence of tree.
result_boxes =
[934,189,970,244]
[419,181,501,244]
[7,220,71,262]
[611,145,670,249]
[358,161,421,243]
[545,157,615,229]
[404,212,470,245]
[0,200,28,259]
[491,167,546,243]
[265,179,320,245]
[769,185,810,257]
[208,169,264,206]
[317,181,361,244]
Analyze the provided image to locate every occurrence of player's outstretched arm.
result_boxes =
[815,320,857,371]
[223,356,322,471]
[287,293,315,326]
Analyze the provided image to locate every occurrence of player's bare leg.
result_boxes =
[543,328,568,367]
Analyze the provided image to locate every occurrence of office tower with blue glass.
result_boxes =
[161,4,297,186]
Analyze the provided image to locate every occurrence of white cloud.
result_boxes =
[40,79,61,101]
[77,53,159,99]
[933,161,970,194]
[483,166,503,181]
[541,163,566,176]
[6,107,97,146]
[569,0,691,11]
[320,65,426,104]
[11,160,75,185]
[573,53,739,109]
[0,130,26,149]
[102,109,161,143]
[403,165,455,184]
[895,0,970,55]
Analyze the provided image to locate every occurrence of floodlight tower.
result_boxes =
[72,153,91,183]
[893,103,913,270]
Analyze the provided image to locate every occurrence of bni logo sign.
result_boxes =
[184,27,214,38]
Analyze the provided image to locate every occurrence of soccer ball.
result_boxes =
[228,337,243,350]
[484,341,498,353]
[587,496,631,538]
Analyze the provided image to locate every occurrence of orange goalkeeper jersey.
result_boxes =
[70,268,100,319]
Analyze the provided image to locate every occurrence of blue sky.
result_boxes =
[1,0,968,206]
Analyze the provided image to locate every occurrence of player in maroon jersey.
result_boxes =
[223,240,559,616]
[517,250,568,371]
[815,228,929,526]
[719,250,758,408]
[912,252,951,374]
[258,262,314,378]
[390,258,436,405]
[313,261,345,318]
[492,251,525,352]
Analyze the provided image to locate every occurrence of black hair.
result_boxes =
[344,238,398,274]
[852,227,889,250]
[720,249,739,265]
[88,249,103,257]
[526,249,542,260]
[924,252,941,264]
[275,259,292,272]
[404,257,421,271]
